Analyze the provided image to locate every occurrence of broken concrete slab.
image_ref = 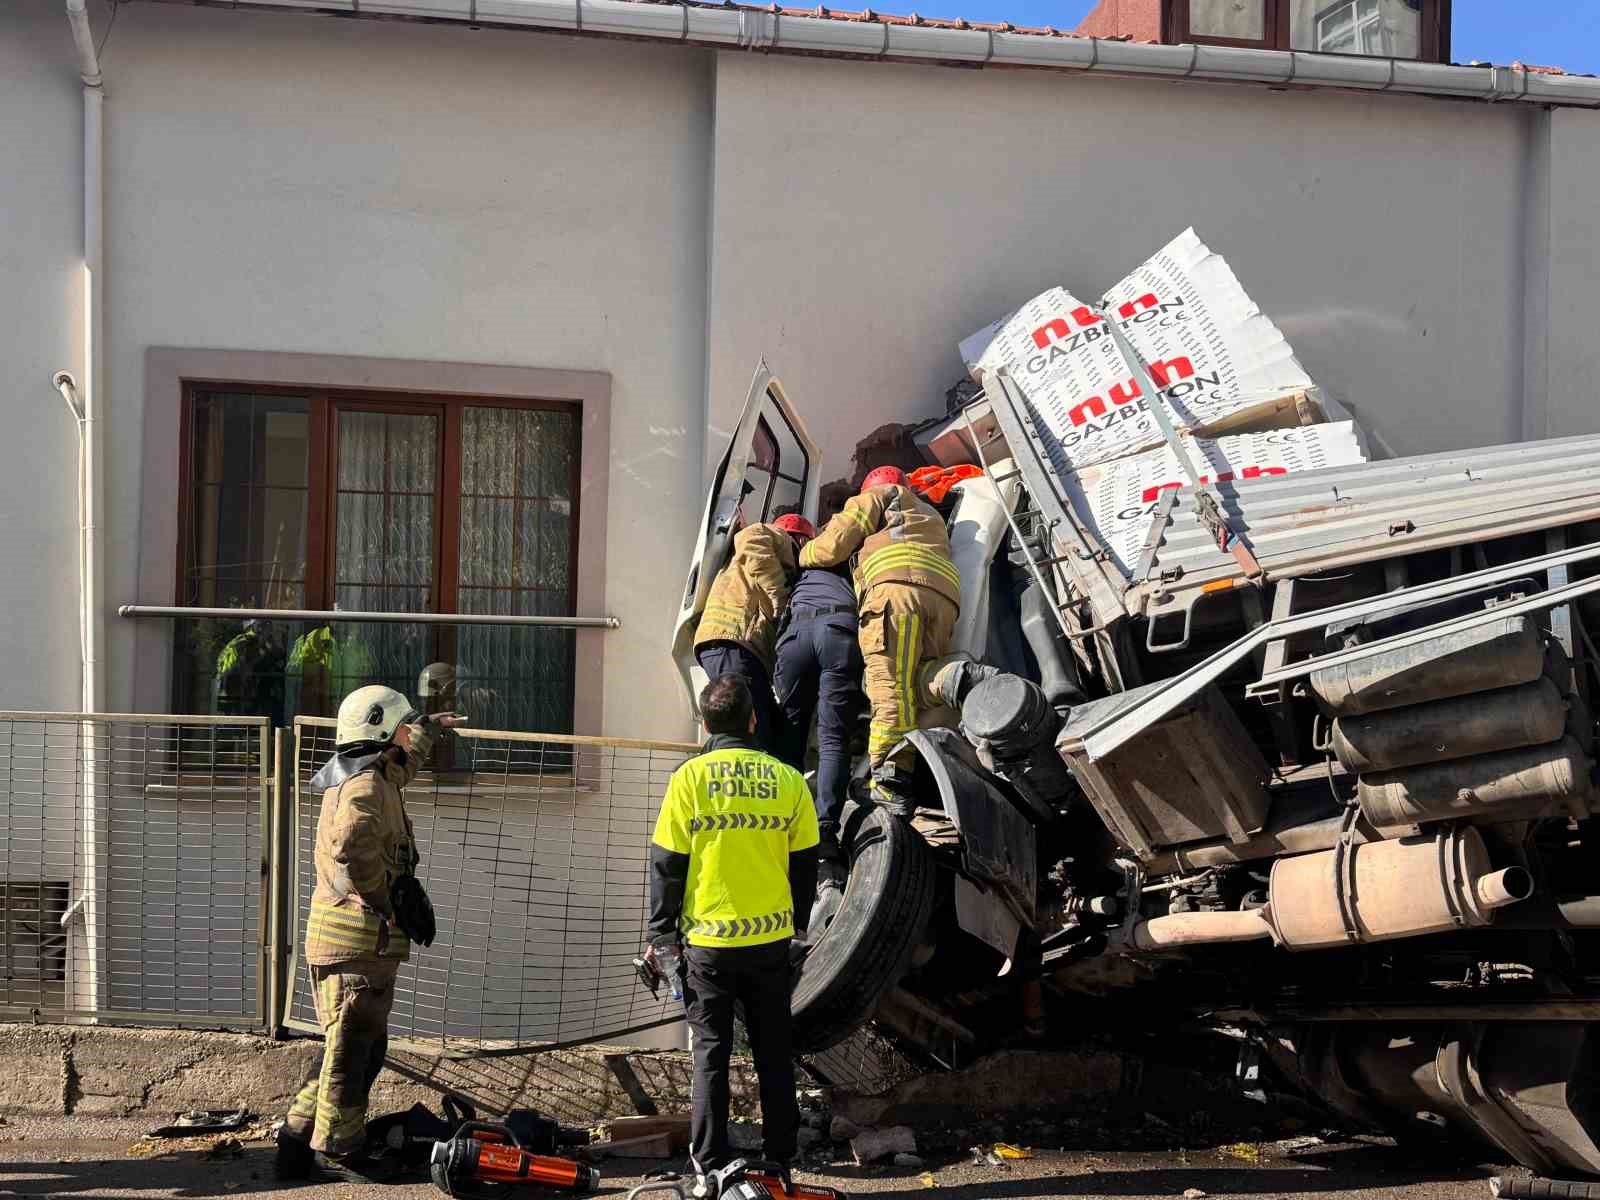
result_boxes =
[852,1125,917,1164]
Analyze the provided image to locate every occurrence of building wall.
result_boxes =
[0,4,89,712]
[7,2,1600,739]
[10,0,714,740]
[706,52,1538,477]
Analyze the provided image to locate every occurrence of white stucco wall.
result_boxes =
[19,0,715,739]
[0,5,89,712]
[706,53,1546,475]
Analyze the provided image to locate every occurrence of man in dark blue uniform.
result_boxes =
[773,558,864,930]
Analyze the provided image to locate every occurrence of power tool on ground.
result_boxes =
[624,1158,846,1200]
[429,1120,600,1198]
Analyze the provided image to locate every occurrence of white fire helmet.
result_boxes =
[335,685,418,749]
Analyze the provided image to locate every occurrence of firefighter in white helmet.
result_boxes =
[277,685,464,1183]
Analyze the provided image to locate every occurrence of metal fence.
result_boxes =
[286,718,695,1056]
[0,712,270,1027]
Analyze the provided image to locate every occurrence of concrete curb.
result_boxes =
[0,1024,757,1125]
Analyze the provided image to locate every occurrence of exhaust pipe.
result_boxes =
[1127,827,1530,954]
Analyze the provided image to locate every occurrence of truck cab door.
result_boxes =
[671,361,819,713]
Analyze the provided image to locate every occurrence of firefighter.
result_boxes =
[693,513,815,753]
[773,554,863,928]
[798,466,995,815]
[276,685,462,1183]
[645,674,819,1176]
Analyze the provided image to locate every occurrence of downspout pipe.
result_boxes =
[66,0,103,718]
[62,0,103,718]
[62,0,104,1020]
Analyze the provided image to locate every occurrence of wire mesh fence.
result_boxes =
[288,718,696,1055]
[0,712,270,1027]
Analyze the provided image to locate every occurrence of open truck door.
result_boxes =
[671,361,819,713]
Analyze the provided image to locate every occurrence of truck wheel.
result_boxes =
[791,802,937,1053]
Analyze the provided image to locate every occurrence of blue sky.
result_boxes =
[894,1,1600,75]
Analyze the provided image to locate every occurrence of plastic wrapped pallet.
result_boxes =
[964,228,1321,474]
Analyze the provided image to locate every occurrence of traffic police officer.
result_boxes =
[647,674,820,1175]
[798,466,993,813]
[773,556,863,926]
[693,514,816,753]
[277,685,460,1183]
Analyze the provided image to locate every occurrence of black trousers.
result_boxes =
[772,612,863,847]
[695,643,783,755]
[682,941,798,1172]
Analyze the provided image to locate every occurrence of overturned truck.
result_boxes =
[673,235,1600,1176]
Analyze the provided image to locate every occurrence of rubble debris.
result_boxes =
[829,1115,861,1142]
[1183,1189,1209,1198]
[851,1125,917,1164]
[1219,1141,1263,1162]
[992,1143,1034,1160]
[204,1137,244,1160]
[149,1108,254,1138]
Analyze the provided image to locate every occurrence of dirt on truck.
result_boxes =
[671,229,1600,1180]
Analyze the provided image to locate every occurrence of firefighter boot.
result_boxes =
[274,1130,315,1181]
[868,764,919,821]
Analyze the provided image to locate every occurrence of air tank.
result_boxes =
[1310,616,1544,717]
[1357,736,1591,827]
[1331,677,1569,774]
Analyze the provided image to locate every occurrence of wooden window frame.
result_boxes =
[1166,0,1448,62]
[176,383,583,622]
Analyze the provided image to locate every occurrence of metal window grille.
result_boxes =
[287,718,695,1056]
[0,713,271,1027]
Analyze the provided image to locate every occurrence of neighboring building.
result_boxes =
[1077,0,1449,60]
[6,0,1600,745]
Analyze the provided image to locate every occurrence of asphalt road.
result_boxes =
[0,1117,1514,1200]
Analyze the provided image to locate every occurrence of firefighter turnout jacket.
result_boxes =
[798,483,960,606]
[693,523,799,670]
[305,746,421,966]
[649,734,820,949]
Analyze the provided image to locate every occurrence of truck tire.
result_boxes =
[791,802,937,1053]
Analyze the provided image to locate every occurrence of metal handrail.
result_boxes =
[117,605,619,630]
[294,715,696,754]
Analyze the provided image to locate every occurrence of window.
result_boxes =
[175,386,580,734]
[1171,0,1443,59]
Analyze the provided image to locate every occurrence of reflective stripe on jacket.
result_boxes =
[306,749,419,966]
[798,484,960,607]
[693,523,797,669]
[650,745,820,949]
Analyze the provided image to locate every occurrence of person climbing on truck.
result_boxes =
[693,512,815,753]
[773,548,864,930]
[797,465,995,816]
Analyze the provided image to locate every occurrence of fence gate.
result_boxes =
[0,712,271,1028]
[286,718,695,1056]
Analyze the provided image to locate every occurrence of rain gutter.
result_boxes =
[144,0,1600,109]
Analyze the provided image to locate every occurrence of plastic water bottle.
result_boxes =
[656,944,684,1002]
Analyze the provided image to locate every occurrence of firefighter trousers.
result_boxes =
[773,609,864,846]
[859,583,959,770]
[682,941,799,1172]
[284,957,398,1155]
[695,642,784,755]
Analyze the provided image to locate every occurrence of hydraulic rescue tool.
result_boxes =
[624,1159,846,1200]
[429,1120,600,1198]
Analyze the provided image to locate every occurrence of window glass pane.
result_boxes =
[331,410,440,716]
[457,405,580,733]
[175,391,310,720]
[1189,0,1266,40]
[183,392,310,611]
[1291,0,1420,57]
